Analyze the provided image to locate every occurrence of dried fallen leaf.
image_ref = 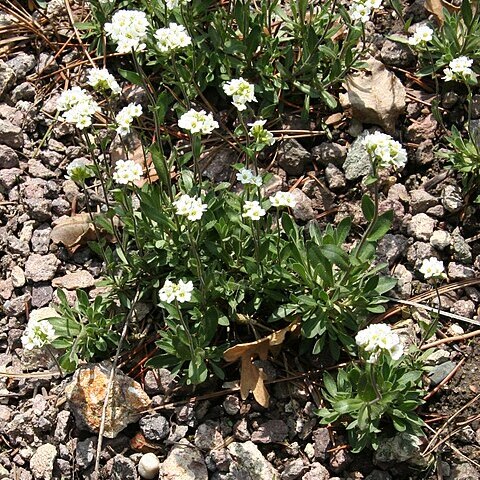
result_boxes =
[223,321,300,407]
[341,57,406,134]
[425,0,459,25]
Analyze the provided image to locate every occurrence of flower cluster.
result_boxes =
[249,120,275,146]
[236,168,262,187]
[173,194,207,221]
[349,0,383,23]
[159,279,194,303]
[419,257,445,280]
[66,158,91,182]
[87,68,121,95]
[57,87,100,129]
[355,323,403,363]
[242,200,266,221]
[363,132,408,170]
[21,308,57,351]
[408,25,433,47]
[178,109,219,135]
[104,10,149,53]
[223,78,257,111]
[115,103,143,136]
[269,191,296,208]
[154,23,192,53]
[443,56,477,83]
[164,0,191,9]
[112,159,143,184]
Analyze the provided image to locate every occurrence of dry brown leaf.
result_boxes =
[425,0,460,25]
[223,321,300,407]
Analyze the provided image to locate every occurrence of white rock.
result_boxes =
[430,230,451,250]
[30,443,57,480]
[11,265,26,288]
[138,453,160,479]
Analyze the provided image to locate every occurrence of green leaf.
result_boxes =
[367,210,393,241]
[361,195,375,222]
[118,69,143,87]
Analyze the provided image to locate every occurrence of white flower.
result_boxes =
[269,191,297,208]
[87,68,121,95]
[57,87,100,130]
[419,257,445,280]
[178,109,219,135]
[21,313,56,351]
[408,25,433,46]
[223,78,257,111]
[236,168,262,186]
[363,132,407,170]
[242,200,266,221]
[154,23,192,53]
[443,56,476,83]
[115,103,142,136]
[159,279,194,304]
[112,159,143,184]
[164,0,191,9]
[349,0,383,22]
[355,323,404,363]
[104,10,149,53]
[173,194,207,221]
[66,158,90,180]
[249,119,275,146]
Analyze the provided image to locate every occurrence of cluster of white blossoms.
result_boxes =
[173,194,207,221]
[349,0,383,23]
[112,159,143,184]
[419,257,445,280]
[242,200,266,221]
[178,109,219,135]
[223,78,257,111]
[104,10,149,53]
[249,119,275,146]
[115,103,143,136]
[355,323,404,364]
[159,279,194,303]
[443,56,477,83]
[66,158,90,180]
[57,87,100,129]
[87,68,121,95]
[269,191,297,208]
[408,25,433,47]
[236,168,263,187]
[164,0,192,9]
[21,308,57,351]
[154,23,192,53]
[363,132,408,170]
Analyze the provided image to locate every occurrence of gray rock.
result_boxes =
[0,167,22,190]
[106,454,138,480]
[6,53,35,81]
[343,131,372,180]
[0,119,23,148]
[32,284,53,308]
[448,263,475,280]
[54,411,70,443]
[277,139,309,176]
[37,53,58,75]
[415,140,434,165]
[365,470,392,480]
[209,449,232,473]
[450,299,475,319]
[406,213,436,241]
[312,427,330,461]
[0,60,15,97]
[24,198,52,222]
[312,142,346,167]
[251,420,288,444]
[143,368,176,395]
[450,463,480,480]
[28,160,54,180]
[406,242,436,268]
[281,458,306,480]
[325,163,346,190]
[442,185,463,213]
[25,254,59,282]
[76,437,96,470]
[388,183,410,203]
[160,439,208,480]
[442,91,459,109]
[329,448,352,473]
[0,278,14,300]
[407,114,437,143]
[380,38,415,68]
[377,234,408,266]
[290,189,315,221]
[7,236,30,256]
[223,395,240,416]
[11,82,35,102]
[227,441,279,479]
[303,462,330,480]
[233,418,250,442]
[199,148,236,183]
[140,414,169,442]
[0,144,19,168]
[430,230,451,250]
[451,228,472,263]
[302,178,335,211]
[429,361,457,386]
[194,421,223,451]
[409,189,437,214]
[10,267,24,288]
[3,293,31,316]
[52,271,95,289]
[166,423,188,445]
[374,432,425,466]
[30,444,56,480]
[31,225,52,254]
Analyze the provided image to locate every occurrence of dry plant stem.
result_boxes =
[423,357,465,402]
[93,289,141,478]
[421,328,480,349]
